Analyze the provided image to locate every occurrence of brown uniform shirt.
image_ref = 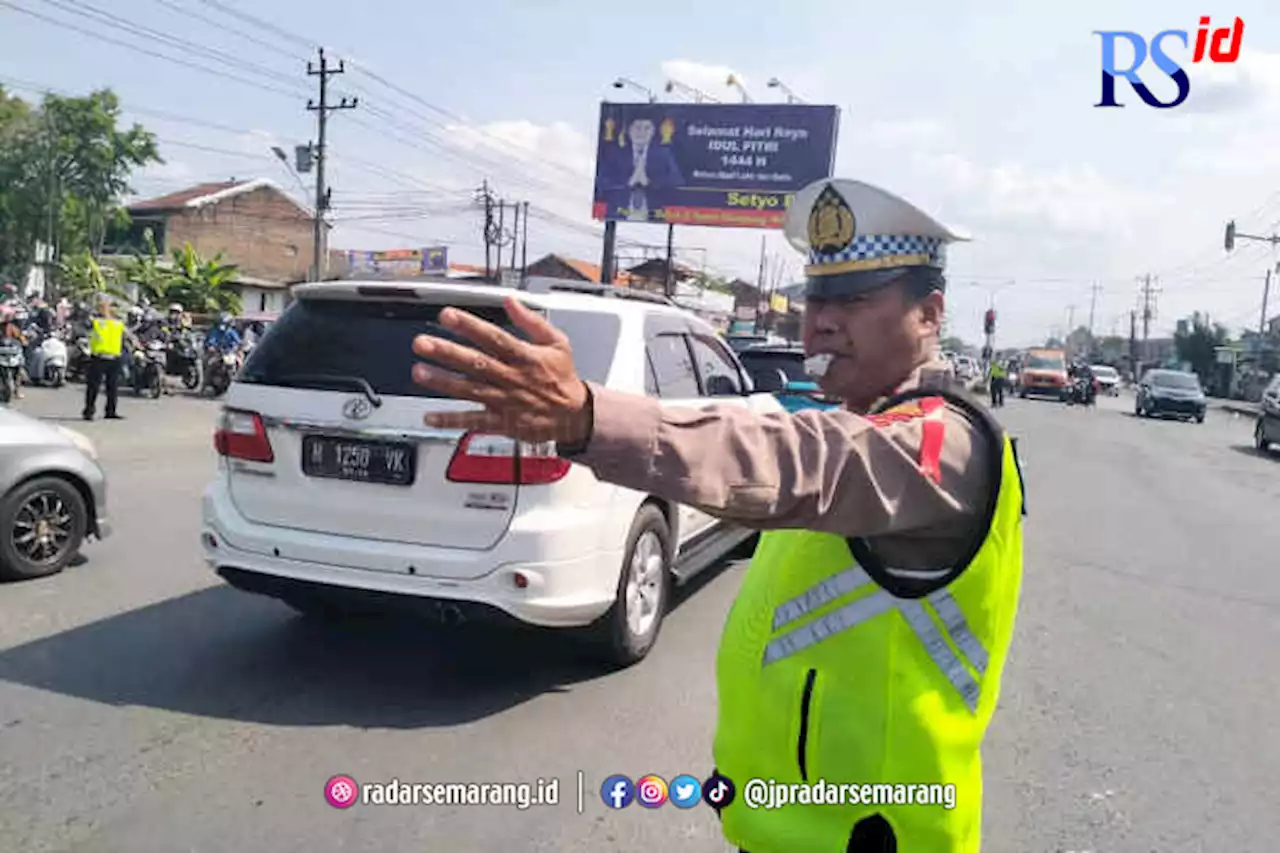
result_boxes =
[563,359,995,570]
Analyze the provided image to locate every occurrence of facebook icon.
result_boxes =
[600,775,635,809]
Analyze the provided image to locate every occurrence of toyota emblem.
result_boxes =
[342,397,373,420]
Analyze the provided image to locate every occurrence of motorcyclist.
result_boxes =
[1,305,27,399]
[164,303,191,336]
[136,308,168,345]
[204,313,241,353]
[30,298,55,336]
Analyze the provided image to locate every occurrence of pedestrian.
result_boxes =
[83,298,126,421]
[409,178,1027,852]
[989,359,1007,407]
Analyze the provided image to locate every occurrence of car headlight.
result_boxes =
[55,426,98,460]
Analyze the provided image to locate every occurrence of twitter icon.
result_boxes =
[669,775,702,809]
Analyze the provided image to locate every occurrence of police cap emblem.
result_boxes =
[807,183,856,254]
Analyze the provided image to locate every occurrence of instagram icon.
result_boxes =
[636,775,668,809]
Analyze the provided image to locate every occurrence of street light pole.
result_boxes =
[726,74,754,103]
[766,78,804,103]
[612,78,657,102]
[664,79,719,103]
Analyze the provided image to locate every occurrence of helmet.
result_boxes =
[127,306,143,320]
[168,303,183,314]
[219,313,233,326]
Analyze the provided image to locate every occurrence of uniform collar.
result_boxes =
[865,357,954,412]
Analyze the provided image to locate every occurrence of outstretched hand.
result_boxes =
[411,297,591,444]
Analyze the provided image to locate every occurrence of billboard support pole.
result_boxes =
[664,223,674,297]
[601,220,617,284]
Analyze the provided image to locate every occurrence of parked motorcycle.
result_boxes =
[25,331,68,387]
[202,347,241,397]
[0,338,24,404]
[132,339,167,399]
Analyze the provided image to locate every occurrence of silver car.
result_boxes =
[0,408,110,581]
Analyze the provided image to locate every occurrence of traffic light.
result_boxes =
[983,309,996,335]
[1225,220,1236,252]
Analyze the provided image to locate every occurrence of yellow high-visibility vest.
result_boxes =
[713,391,1025,853]
[88,318,125,357]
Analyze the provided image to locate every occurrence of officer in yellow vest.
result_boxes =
[988,360,1008,408]
[83,298,126,421]
[408,178,1027,853]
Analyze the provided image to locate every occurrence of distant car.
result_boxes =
[737,344,840,412]
[1019,349,1070,400]
[954,356,978,381]
[1135,369,1207,422]
[1091,364,1121,395]
[0,410,110,580]
[1254,374,1280,453]
[725,333,777,354]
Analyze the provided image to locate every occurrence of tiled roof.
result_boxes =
[128,178,284,212]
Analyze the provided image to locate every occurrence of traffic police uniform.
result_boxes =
[84,311,126,420]
[561,179,1027,852]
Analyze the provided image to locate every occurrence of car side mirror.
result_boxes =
[751,368,787,393]
[705,375,740,397]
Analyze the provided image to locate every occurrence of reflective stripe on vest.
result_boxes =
[761,565,989,712]
[89,318,124,357]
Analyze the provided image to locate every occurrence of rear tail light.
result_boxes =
[445,432,571,485]
[214,408,274,463]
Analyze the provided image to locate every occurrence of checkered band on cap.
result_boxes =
[808,234,946,272]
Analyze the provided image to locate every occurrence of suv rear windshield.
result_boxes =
[240,297,621,398]
[738,350,808,384]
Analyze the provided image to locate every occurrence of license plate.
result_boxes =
[301,436,416,486]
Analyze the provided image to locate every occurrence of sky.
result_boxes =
[2,0,1280,346]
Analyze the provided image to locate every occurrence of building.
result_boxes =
[107,179,321,314]
[523,253,635,286]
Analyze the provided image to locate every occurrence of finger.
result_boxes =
[411,362,517,404]
[422,409,511,434]
[504,297,567,348]
[412,334,525,388]
[437,305,532,362]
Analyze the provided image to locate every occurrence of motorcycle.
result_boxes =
[132,339,167,399]
[1065,376,1097,407]
[0,338,24,404]
[67,334,91,383]
[25,331,68,387]
[202,347,241,397]
[166,332,201,390]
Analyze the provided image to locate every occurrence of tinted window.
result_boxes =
[646,334,700,398]
[644,352,659,397]
[240,298,620,398]
[688,335,743,396]
[1027,354,1065,370]
[1151,371,1201,390]
[739,350,808,386]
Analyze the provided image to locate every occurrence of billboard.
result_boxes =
[591,102,839,229]
[343,247,447,276]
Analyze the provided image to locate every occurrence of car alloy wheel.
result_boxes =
[625,530,665,640]
[0,477,87,581]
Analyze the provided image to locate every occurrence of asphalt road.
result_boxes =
[0,384,1277,852]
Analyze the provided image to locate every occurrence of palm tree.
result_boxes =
[167,242,242,316]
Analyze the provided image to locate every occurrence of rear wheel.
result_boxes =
[0,476,87,581]
[146,368,163,399]
[46,366,64,388]
[1256,421,1272,452]
[590,504,671,668]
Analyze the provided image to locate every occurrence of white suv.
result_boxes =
[201,278,783,665]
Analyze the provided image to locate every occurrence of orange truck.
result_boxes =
[1018,348,1069,400]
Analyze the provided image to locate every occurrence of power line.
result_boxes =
[306,47,358,280]
[147,0,303,61]
[195,0,316,51]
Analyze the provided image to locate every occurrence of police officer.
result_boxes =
[83,298,126,421]
[409,178,1026,853]
[989,359,1008,407]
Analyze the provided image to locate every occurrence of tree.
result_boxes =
[1174,312,1228,380]
[0,88,159,286]
[113,228,175,305]
[940,336,974,355]
[59,251,127,302]
[166,242,242,315]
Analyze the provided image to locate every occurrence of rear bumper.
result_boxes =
[201,479,621,628]
[1146,398,1206,417]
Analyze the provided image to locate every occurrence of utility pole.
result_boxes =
[509,202,520,272]
[520,201,529,278]
[1139,273,1159,343]
[1261,268,1273,338]
[1129,310,1138,377]
[477,180,495,278]
[42,106,58,293]
[1066,304,1076,334]
[754,234,767,333]
[663,223,675,298]
[306,47,358,282]
[495,199,506,283]
[1087,281,1101,343]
